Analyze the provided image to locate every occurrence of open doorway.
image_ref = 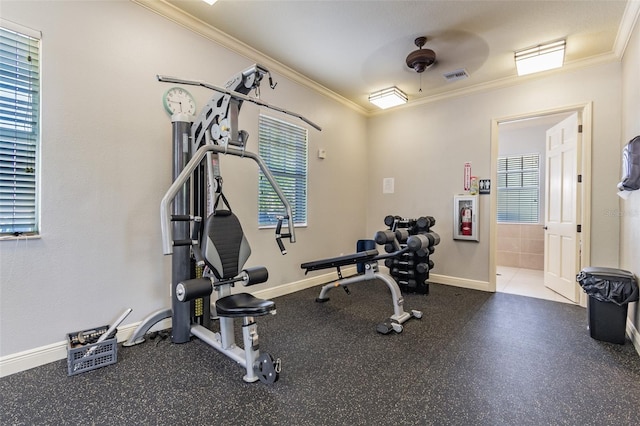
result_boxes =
[490,104,592,306]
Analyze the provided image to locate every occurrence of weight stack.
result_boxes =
[382,215,439,294]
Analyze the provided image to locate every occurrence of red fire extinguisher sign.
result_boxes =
[464,162,472,191]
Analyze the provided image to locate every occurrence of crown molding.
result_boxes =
[133,0,639,118]
[131,0,368,115]
[614,0,640,58]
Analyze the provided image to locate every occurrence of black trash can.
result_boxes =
[577,267,639,344]
[356,239,376,274]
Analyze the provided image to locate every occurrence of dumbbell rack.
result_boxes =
[382,215,439,294]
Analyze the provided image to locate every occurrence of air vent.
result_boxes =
[443,68,469,82]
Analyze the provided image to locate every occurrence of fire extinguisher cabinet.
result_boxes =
[453,194,479,241]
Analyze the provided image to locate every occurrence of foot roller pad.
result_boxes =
[376,321,403,334]
[376,322,393,334]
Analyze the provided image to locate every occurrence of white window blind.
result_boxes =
[258,115,307,227]
[0,22,40,236]
[497,154,540,224]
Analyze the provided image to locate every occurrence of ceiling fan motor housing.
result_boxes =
[406,36,436,73]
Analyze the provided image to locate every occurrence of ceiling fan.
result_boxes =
[406,36,436,73]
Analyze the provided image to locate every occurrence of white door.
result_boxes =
[544,112,581,302]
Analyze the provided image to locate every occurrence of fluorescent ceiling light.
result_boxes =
[202,0,218,5]
[368,87,408,109]
[515,40,566,76]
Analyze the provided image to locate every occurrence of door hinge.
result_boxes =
[577,174,582,183]
[577,224,582,233]
[578,124,583,133]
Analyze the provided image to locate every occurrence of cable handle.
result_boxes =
[275,216,292,255]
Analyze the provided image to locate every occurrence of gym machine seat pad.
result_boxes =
[216,293,276,317]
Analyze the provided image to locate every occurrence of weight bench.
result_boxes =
[301,231,428,334]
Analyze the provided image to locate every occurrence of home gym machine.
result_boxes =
[300,230,432,334]
[124,64,321,384]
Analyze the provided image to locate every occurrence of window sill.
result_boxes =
[0,234,41,241]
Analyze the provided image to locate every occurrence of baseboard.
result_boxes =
[627,317,640,357]
[0,269,348,378]
[428,273,491,292]
[0,341,67,378]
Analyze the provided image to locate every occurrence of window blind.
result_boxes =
[0,23,40,235]
[497,154,540,223]
[258,115,307,227]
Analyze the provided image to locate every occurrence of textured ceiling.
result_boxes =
[164,0,629,112]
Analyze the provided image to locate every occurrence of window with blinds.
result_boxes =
[497,154,540,223]
[0,22,40,236]
[258,115,307,227]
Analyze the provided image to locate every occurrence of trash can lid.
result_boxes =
[580,267,635,280]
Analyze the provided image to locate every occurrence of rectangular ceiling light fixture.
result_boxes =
[368,86,408,109]
[202,0,218,5]
[515,39,566,76]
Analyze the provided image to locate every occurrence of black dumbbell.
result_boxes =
[416,262,429,274]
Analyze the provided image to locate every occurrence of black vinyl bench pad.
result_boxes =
[215,293,276,317]
[301,249,379,273]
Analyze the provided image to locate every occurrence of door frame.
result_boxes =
[489,102,592,307]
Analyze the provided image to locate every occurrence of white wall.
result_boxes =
[0,0,368,357]
[619,7,640,342]
[366,62,622,286]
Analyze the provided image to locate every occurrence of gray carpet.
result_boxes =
[2,282,640,425]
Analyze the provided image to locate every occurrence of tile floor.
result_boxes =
[496,265,575,304]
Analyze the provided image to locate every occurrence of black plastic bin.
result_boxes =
[577,267,638,344]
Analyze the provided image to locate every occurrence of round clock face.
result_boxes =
[163,87,196,115]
